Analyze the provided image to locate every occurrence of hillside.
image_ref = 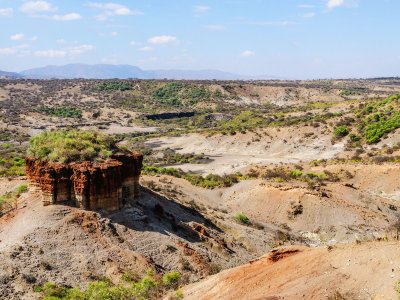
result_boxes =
[0,70,23,79]
[0,78,400,299]
[182,242,400,299]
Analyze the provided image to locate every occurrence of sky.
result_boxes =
[0,0,399,79]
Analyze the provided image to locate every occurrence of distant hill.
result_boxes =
[0,64,282,80]
[20,64,153,80]
[19,64,279,80]
[0,70,23,79]
[151,69,250,80]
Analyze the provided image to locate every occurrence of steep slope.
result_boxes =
[0,178,269,299]
[141,162,400,246]
[182,242,400,300]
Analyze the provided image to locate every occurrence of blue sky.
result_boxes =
[0,0,399,78]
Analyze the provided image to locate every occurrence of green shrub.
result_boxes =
[36,269,182,300]
[185,173,239,189]
[187,86,211,104]
[0,157,26,177]
[153,83,183,106]
[174,289,184,300]
[142,164,240,189]
[235,212,249,224]
[0,192,12,207]
[130,274,159,299]
[162,271,181,287]
[27,130,114,163]
[334,126,349,137]
[15,184,28,195]
[290,169,303,178]
[221,111,265,131]
[152,83,212,107]
[40,106,82,118]
[0,184,28,214]
[41,282,70,299]
[0,142,27,177]
[84,281,126,300]
[349,133,361,142]
[306,172,328,180]
[356,94,400,144]
[97,81,132,91]
[142,164,182,177]
[364,112,400,143]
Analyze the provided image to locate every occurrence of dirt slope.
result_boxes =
[142,163,400,246]
[0,179,272,299]
[182,242,400,300]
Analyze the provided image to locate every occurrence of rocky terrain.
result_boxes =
[0,78,400,299]
[26,152,142,210]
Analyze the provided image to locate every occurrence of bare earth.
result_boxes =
[146,127,346,175]
[182,242,400,300]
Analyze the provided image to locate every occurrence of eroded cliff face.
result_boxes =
[25,152,143,211]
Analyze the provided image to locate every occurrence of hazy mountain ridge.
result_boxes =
[0,70,23,79]
[1,64,278,80]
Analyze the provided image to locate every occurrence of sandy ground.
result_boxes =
[146,128,345,175]
[181,242,400,300]
[104,124,158,134]
[0,195,59,252]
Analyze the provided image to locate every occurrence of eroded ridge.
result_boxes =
[25,152,143,211]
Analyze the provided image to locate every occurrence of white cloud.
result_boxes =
[20,1,81,21]
[20,1,57,14]
[33,44,94,58]
[111,31,118,37]
[148,35,178,45]
[204,24,225,31]
[10,33,24,41]
[194,5,210,13]
[0,44,29,55]
[0,48,16,55]
[301,12,315,18]
[53,13,81,21]
[129,41,140,46]
[89,2,142,20]
[34,49,66,58]
[139,46,153,52]
[241,50,255,57]
[67,44,94,56]
[0,8,13,16]
[327,0,345,9]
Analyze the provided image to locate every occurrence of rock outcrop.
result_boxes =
[25,152,143,211]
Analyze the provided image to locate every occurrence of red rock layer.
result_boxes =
[25,152,143,211]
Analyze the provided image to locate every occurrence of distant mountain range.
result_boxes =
[0,64,279,80]
[0,70,23,79]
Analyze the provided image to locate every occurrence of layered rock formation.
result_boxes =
[25,152,143,211]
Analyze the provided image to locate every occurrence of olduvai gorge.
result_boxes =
[1,77,400,300]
